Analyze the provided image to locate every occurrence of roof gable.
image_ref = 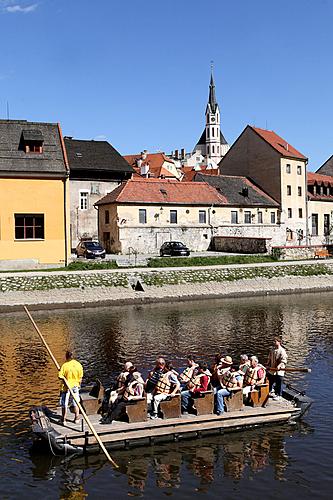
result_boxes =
[0,119,67,176]
[65,138,134,175]
[251,126,307,160]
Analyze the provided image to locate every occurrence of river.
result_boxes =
[0,291,332,499]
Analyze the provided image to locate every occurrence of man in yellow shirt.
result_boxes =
[58,350,83,425]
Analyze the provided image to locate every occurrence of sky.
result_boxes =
[0,0,332,170]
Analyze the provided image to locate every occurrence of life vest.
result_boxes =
[123,381,144,401]
[189,372,210,390]
[146,369,164,393]
[244,365,265,386]
[221,370,239,389]
[180,366,196,384]
[239,362,250,375]
[155,372,172,395]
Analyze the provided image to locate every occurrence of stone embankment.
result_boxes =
[1,260,333,311]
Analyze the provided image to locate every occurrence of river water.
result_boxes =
[0,292,332,499]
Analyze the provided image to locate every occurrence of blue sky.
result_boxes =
[0,0,332,170]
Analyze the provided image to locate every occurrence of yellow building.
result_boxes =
[0,120,70,268]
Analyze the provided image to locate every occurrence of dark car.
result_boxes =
[160,241,190,257]
[76,241,106,259]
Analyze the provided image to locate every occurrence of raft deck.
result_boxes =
[44,399,300,451]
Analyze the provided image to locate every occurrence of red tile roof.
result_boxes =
[251,127,307,160]
[124,152,178,179]
[181,166,219,182]
[95,178,227,206]
[308,171,333,186]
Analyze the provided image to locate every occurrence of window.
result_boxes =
[15,214,44,239]
[244,211,251,224]
[139,209,147,224]
[199,210,207,224]
[286,228,293,241]
[312,214,318,236]
[207,129,210,138]
[25,143,43,153]
[258,211,263,224]
[324,214,330,236]
[297,165,302,175]
[287,208,292,218]
[217,146,219,154]
[286,164,291,173]
[212,128,215,137]
[298,186,302,196]
[212,145,215,154]
[287,185,292,196]
[91,183,100,195]
[79,191,89,210]
[170,210,177,224]
[271,212,276,224]
[231,211,238,224]
[105,210,110,224]
[207,145,210,155]
[298,208,303,218]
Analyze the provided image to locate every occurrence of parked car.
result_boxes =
[76,241,106,259]
[160,241,190,257]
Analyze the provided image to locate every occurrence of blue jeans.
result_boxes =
[181,390,193,411]
[214,386,230,414]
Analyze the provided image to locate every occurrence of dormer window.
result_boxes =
[21,129,44,154]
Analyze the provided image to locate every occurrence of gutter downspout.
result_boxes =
[58,123,70,266]
[305,159,309,245]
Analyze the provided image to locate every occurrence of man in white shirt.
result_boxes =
[266,337,287,401]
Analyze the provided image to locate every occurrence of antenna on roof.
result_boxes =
[6,101,9,120]
[265,119,268,130]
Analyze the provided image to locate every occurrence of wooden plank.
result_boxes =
[69,412,293,447]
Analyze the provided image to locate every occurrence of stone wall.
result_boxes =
[211,236,268,253]
[271,244,330,260]
[1,262,333,293]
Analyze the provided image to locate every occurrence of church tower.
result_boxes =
[194,69,229,166]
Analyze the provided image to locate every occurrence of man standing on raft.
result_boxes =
[58,350,83,425]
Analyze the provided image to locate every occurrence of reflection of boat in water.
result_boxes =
[29,420,314,495]
[29,384,313,456]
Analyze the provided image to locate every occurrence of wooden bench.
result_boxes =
[80,380,104,415]
[193,391,214,416]
[224,388,244,412]
[122,397,147,423]
[249,383,269,408]
[314,248,329,259]
[159,394,181,419]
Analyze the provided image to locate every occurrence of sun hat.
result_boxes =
[221,355,233,365]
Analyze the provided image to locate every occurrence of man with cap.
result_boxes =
[215,356,242,415]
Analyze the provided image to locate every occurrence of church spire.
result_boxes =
[208,66,217,113]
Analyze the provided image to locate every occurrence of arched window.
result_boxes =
[212,128,215,137]
[212,145,215,154]
[207,128,210,138]
[207,145,210,154]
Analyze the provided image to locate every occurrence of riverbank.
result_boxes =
[0,259,333,311]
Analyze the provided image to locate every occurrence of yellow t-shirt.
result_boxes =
[58,359,83,392]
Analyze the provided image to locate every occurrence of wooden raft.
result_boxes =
[47,399,300,451]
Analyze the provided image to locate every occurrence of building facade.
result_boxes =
[95,178,280,254]
[219,126,308,245]
[307,172,333,245]
[0,120,70,267]
[65,137,134,249]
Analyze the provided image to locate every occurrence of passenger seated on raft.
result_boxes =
[181,362,211,414]
[242,356,266,398]
[211,353,223,388]
[214,356,243,415]
[107,361,134,405]
[102,370,145,423]
[150,362,180,419]
[179,355,198,389]
[145,357,166,395]
[238,354,251,375]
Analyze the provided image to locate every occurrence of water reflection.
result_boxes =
[1,292,333,498]
[29,423,313,497]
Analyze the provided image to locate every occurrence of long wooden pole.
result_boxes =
[24,306,118,467]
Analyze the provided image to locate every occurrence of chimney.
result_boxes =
[286,143,289,151]
[181,148,185,159]
[174,149,179,159]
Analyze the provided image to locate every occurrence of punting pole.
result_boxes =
[24,306,118,467]
[267,367,311,373]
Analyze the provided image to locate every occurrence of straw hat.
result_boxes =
[221,355,233,365]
